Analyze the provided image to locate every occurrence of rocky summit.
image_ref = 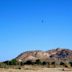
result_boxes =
[16,48,72,62]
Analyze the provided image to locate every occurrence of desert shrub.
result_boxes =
[0,62,7,68]
[60,62,69,68]
[69,62,72,67]
[4,59,18,65]
[51,62,55,65]
[20,62,24,66]
[35,59,42,65]
[64,65,68,67]
[17,67,21,69]
[51,61,56,67]
[60,62,65,66]
[10,59,17,65]
[42,61,47,65]
[24,60,33,65]
[3,61,10,65]
[47,62,51,68]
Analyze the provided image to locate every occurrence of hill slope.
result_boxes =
[16,48,72,62]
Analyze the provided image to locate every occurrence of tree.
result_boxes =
[3,61,10,65]
[9,59,17,65]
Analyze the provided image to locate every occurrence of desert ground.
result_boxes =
[0,65,72,72]
[0,68,72,72]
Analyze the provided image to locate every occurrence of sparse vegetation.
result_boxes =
[35,59,42,65]
[2,59,72,68]
[4,59,18,65]
[42,61,47,65]
[1,48,72,69]
[0,62,7,68]
[69,61,72,67]
[24,60,33,65]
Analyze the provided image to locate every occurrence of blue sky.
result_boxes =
[0,0,72,61]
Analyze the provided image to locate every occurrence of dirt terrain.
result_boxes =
[0,65,72,72]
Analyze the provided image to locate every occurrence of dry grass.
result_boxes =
[0,65,72,72]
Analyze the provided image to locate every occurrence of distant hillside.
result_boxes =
[16,48,72,62]
[1,48,72,68]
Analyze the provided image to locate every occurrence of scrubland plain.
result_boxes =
[0,65,72,72]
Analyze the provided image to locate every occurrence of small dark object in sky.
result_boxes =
[41,20,44,23]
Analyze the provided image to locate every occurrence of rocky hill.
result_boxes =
[16,48,72,62]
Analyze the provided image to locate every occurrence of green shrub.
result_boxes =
[10,59,17,65]
[4,59,18,65]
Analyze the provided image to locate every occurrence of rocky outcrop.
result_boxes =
[16,48,72,62]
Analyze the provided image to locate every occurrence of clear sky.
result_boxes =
[0,0,72,61]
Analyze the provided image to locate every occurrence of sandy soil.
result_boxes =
[0,68,72,72]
